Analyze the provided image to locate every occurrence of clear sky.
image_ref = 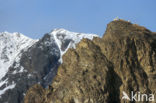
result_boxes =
[0,0,156,39]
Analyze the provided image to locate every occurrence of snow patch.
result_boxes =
[0,79,16,96]
[0,83,16,96]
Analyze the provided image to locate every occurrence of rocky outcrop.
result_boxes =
[24,20,156,103]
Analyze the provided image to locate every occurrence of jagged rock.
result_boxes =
[24,20,156,103]
[24,84,46,103]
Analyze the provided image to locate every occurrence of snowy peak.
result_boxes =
[0,32,37,79]
[50,29,98,53]
[50,28,98,62]
[0,32,33,42]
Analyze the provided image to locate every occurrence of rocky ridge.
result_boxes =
[24,20,156,103]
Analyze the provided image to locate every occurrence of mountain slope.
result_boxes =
[0,32,37,97]
[0,29,98,103]
[24,20,156,103]
[0,32,37,79]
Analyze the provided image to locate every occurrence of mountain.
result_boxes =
[0,29,98,103]
[24,20,156,103]
[0,32,37,79]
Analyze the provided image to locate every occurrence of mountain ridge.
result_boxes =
[0,29,98,103]
[24,20,156,103]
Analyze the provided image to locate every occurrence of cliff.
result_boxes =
[24,20,156,103]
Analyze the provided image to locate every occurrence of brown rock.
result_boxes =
[24,20,156,103]
[24,84,46,103]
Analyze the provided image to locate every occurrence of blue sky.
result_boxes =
[0,0,156,39]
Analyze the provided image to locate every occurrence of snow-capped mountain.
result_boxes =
[0,32,37,97]
[0,29,98,103]
[0,32,37,79]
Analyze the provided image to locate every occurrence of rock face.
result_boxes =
[0,29,97,103]
[24,20,156,103]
